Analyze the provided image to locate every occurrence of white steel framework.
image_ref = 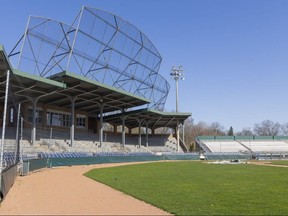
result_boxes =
[9,6,170,111]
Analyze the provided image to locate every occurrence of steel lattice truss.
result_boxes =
[9,6,170,110]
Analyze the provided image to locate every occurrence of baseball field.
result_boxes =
[85,161,288,215]
[1,160,288,215]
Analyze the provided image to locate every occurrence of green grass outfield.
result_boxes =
[85,161,288,215]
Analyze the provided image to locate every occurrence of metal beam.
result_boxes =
[31,97,39,145]
[99,103,104,147]
[137,119,143,148]
[70,96,77,147]
[163,117,176,128]
[145,121,149,147]
[0,70,10,173]
[121,115,127,147]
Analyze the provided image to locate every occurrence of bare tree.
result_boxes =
[209,122,225,136]
[253,120,281,136]
[182,117,193,150]
[281,123,288,135]
[192,121,209,136]
[235,127,253,136]
[182,119,226,151]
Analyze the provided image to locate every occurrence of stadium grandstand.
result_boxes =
[0,6,191,200]
[196,136,288,160]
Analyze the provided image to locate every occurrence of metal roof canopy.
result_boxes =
[2,45,189,130]
[10,70,66,103]
[0,45,66,106]
[104,108,191,129]
[48,71,150,115]
[1,45,149,115]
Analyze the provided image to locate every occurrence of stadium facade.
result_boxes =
[0,6,192,200]
[1,6,191,154]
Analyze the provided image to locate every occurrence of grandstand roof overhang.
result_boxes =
[1,45,150,113]
[104,108,191,129]
[0,45,13,73]
[11,70,67,101]
[1,45,67,106]
[48,71,150,114]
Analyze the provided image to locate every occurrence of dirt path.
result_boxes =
[249,161,288,168]
[0,162,171,215]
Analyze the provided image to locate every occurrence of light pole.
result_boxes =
[170,66,184,152]
[170,65,184,112]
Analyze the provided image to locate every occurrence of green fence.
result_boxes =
[23,154,201,174]
[198,135,288,141]
[254,136,274,140]
[29,158,48,172]
[0,164,18,200]
[274,136,288,140]
[234,136,254,140]
[205,154,251,160]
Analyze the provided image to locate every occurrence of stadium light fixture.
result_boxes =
[170,65,184,113]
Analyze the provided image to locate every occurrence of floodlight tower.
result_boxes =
[170,65,184,112]
[170,65,184,152]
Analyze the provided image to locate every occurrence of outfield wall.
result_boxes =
[0,164,18,200]
[26,154,201,174]
[23,152,256,175]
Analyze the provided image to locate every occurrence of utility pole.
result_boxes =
[170,66,184,152]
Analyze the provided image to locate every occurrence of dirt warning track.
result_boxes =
[0,162,171,215]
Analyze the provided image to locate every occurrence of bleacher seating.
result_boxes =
[202,140,249,153]
[21,130,179,158]
[2,152,17,167]
[38,152,93,158]
[197,136,288,156]
[37,151,154,158]
[239,140,288,153]
[0,127,189,163]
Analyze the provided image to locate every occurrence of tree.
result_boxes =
[181,119,209,151]
[253,120,281,136]
[281,123,288,135]
[209,122,225,136]
[183,117,194,150]
[192,121,209,136]
[235,128,253,136]
[228,126,234,136]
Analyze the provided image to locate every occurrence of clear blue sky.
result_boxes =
[1,0,288,132]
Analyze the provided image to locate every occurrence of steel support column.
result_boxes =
[99,103,104,147]
[145,121,149,147]
[15,103,21,163]
[121,116,127,147]
[70,97,76,147]
[137,119,143,148]
[182,123,185,146]
[31,97,39,145]
[176,120,180,152]
[0,70,10,173]
[20,117,23,141]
